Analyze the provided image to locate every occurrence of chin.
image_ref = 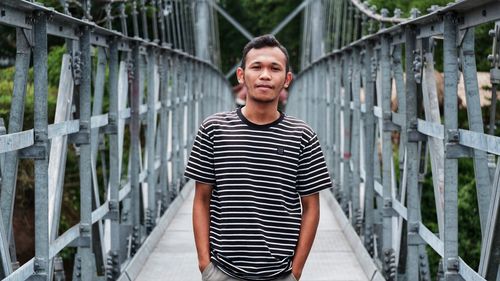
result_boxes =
[250,97,278,104]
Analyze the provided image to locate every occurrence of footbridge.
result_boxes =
[0,0,499,280]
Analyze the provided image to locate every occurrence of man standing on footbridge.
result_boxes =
[185,34,333,281]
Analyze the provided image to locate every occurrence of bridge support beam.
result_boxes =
[195,0,211,62]
[443,12,462,281]
[404,24,420,281]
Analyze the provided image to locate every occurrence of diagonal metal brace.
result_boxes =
[206,0,253,40]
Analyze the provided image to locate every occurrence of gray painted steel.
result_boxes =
[0,0,499,280]
[0,1,231,280]
[288,0,500,280]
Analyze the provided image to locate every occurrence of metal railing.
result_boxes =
[0,0,232,280]
[289,0,500,280]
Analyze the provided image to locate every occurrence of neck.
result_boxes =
[241,100,280,125]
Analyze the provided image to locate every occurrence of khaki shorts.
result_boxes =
[201,262,298,281]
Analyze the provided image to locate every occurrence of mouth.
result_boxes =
[255,84,273,90]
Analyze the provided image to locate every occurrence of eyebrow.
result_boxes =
[248,61,284,68]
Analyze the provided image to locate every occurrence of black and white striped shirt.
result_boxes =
[185,108,332,280]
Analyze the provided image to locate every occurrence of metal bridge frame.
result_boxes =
[290,0,500,281]
[0,0,232,280]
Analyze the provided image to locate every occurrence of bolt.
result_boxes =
[410,8,421,19]
[381,8,389,18]
[393,9,401,18]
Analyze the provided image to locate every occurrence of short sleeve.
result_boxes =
[296,133,332,196]
[184,124,215,184]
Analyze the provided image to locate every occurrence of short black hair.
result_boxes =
[240,34,290,73]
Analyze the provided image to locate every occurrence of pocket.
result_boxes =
[201,262,213,280]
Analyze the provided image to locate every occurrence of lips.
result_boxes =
[256,84,273,89]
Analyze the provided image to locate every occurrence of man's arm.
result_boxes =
[292,193,320,280]
[192,181,213,272]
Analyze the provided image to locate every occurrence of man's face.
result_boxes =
[237,47,292,104]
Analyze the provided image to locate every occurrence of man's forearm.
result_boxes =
[193,182,213,271]
[292,193,320,279]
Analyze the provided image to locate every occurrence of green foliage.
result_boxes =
[48,45,67,88]
[218,0,302,82]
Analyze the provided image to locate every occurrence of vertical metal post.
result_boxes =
[311,68,318,130]
[132,1,140,38]
[179,0,189,53]
[333,56,342,200]
[174,0,183,50]
[159,53,171,209]
[195,0,210,61]
[77,25,95,281]
[327,58,335,173]
[140,0,150,40]
[351,48,362,229]
[119,2,128,36]
[168,0,177,48]
[380,33,396,280]
[320,62,328,144]
[186,0,197,55]
[130,43,142,254]
[170,55,180,194]
[310,0,324,61]
[33,11,49,279]
[209,4,221,66]
[443,13,460,281]
[353,9,360,42]
[152,0,160,43]
[158,0,167,45]
[345,2,353,44]
[106,38,121,279]
[300,2,311,69]
[179,59,187,179]
[363,40,376,257]
[404,25,420,281]
[186,62,196,155]
[333,0,342,50]
[392,44,407,277]
[341,0,348,48]
[146,48,157,232]
[342,53,352,212]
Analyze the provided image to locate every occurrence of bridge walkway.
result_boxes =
[129,181,381,281]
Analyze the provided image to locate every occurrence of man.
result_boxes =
[185,35,332,281]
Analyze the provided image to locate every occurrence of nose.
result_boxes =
[259,68,271,80]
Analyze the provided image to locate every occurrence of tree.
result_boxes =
[217,0,303,83]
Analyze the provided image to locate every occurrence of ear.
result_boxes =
[236,67,244,84]
[284,71,293,88]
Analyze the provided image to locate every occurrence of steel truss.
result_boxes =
[0,0,231,280]
[290,0,500,280]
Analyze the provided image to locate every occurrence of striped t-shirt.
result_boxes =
[184,108,332,280]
